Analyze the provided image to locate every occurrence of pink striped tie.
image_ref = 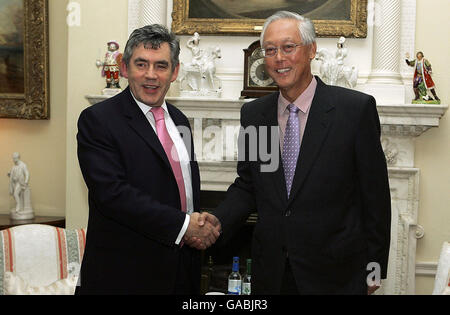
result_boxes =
[150,106,187,213]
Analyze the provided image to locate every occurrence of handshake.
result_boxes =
[183,212,221,250]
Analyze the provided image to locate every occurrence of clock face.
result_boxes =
[249,58,274,87]
[241,40,278,98]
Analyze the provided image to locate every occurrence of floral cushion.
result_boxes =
[0,224,86,295]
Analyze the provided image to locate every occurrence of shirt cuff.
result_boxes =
[175,213,190,245]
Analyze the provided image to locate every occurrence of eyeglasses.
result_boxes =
[261,43,305,57]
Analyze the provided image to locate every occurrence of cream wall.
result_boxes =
[0,0,68,217]
[65,0,129,229]
[414,0,450,295]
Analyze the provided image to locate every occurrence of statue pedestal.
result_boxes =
[10,187,34,220]
[102,88,122,96]
[10,210,34,220]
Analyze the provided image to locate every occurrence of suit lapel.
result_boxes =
[259,93,289,207]
[121,88,172,170]
[121,88,200,208]
[287,78,335,207]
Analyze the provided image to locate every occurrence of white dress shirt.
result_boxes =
[132,93,192,245]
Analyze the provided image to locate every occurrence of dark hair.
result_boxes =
[122,24,180,70]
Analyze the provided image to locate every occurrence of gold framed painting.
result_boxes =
[0,0,49,119]
[172,0,367,38]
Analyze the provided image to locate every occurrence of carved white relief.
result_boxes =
[382,125,431,137]
[383,168,420,295]
[381,137,400,165]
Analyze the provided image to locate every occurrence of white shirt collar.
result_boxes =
[130,90,168,116]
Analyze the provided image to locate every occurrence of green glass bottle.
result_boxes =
[242,259,252,295]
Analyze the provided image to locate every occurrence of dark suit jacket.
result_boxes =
[76,87,201,294]
[214,77,391,294]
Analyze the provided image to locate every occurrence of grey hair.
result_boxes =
[122,24,180,71]
[260,11,316,46]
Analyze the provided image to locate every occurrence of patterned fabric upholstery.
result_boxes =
[0,224,86,295]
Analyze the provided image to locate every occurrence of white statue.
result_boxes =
[315,37,358,89]
[178,32,222,97]
[7,152,34,220]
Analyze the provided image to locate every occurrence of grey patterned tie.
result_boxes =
[282,104,300,198]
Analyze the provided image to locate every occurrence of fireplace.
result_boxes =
[162,96,448,294]
[199,190,256,294]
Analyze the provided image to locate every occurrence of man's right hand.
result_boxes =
[184,212,221,250]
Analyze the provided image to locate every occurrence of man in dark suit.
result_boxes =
[76,24,220,294]
[200,11,391,294]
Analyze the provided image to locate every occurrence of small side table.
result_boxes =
[0,215,65,230]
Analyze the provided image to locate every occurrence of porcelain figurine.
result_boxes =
[96,40,123,95]
[405,51,440,104]
[315,37,358,89]
[178,32,222,97]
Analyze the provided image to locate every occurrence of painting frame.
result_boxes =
[172,0,367,38]
[0,0,49,120]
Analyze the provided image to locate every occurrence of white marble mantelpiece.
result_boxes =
[85,95,110,106]
[378,104,448,136]
[86,94,448,182]
[167,97,245,119]
[86,95,448,134]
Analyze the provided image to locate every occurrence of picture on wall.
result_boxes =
[0,0,24,94]
[189,0,350,20]
[0,0,49,120]
[172,0,367,37]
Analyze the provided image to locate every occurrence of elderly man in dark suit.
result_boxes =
[198,11,391,295]
[76,24,220,294]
